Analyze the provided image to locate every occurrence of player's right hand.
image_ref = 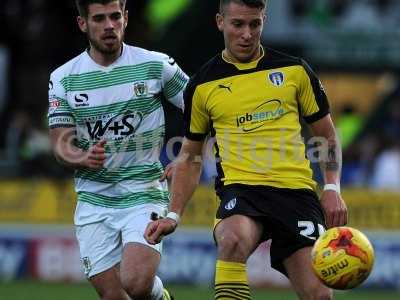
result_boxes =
[83,140,107,169]
[144,218,177,245]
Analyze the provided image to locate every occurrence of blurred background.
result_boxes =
[0,0,400,299]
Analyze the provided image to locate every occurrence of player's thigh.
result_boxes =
[90,264,130,300]
[214,215,263,260]
[118,205,164,252]
[214,184,265,260]
[120,243,161,289]
[118,206,164,287]
[284,247,332,300]
[267,188,326,274]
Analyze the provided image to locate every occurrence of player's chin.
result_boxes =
[101,40,121,52]
[104,44,119,52]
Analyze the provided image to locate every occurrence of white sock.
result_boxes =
[150,276,164,300]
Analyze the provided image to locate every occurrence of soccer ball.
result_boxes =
[311,226,374,290]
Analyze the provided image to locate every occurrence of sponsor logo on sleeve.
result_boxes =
[319,80,326,92]
[49,99,60,108]
[168,57,176,66]
[49,98,61,114]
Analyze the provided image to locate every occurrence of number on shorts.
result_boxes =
[298,221,325,240]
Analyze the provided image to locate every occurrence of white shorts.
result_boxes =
[74,201,167,278]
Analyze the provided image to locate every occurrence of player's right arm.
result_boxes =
[48,71,106,170]
[49,127,106,169]
[145,138,203,245]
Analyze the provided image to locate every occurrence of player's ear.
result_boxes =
[77,16,87,33]
[124,10,128,28]
[216,13,224,32]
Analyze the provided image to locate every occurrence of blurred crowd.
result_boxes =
[291,0,400,29]
[0,0,399,191]
[339,94,400,191]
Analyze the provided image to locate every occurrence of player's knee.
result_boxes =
[316,284,332,300]
[313,292,332,300]
[216,231,250,261]
[123,285,152,300]
[302,285,332,300]
[98,289,127,300]
[121,276,153,300]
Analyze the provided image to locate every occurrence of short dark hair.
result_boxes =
[75,0,126,18]
[219,0,266,13]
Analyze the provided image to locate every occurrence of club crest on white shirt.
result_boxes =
[133,81,148,97]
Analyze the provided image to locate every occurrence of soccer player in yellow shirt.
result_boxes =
[145,1,347,299]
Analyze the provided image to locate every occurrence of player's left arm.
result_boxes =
[160,54,189,110]
[309,114,348,228]
[158,54,189,183]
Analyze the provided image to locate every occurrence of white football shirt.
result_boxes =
[48,43,188,208]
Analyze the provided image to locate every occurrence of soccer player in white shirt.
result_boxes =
[48,1,187,299]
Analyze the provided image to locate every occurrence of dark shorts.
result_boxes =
[215,184,326,276]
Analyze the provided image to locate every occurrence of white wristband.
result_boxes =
[323,183,341,194]
[166,212,180,225]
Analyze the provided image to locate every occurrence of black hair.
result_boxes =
[219,0,266,13]
[75,0,126,18]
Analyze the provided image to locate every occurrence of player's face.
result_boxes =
[216,2,265,63]
[78,1,128,56]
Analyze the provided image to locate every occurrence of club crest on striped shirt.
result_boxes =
[133,81,148,97]
[268,71,284,87]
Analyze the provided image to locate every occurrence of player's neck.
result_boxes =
[223,45,263,64]
[88,45,123,67]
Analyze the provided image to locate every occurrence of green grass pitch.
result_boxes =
[0,280,398,300]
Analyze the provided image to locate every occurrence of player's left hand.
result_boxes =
[144,218,177,245]
[320,191,348,228]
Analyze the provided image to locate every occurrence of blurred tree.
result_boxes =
[336,104,364,151]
